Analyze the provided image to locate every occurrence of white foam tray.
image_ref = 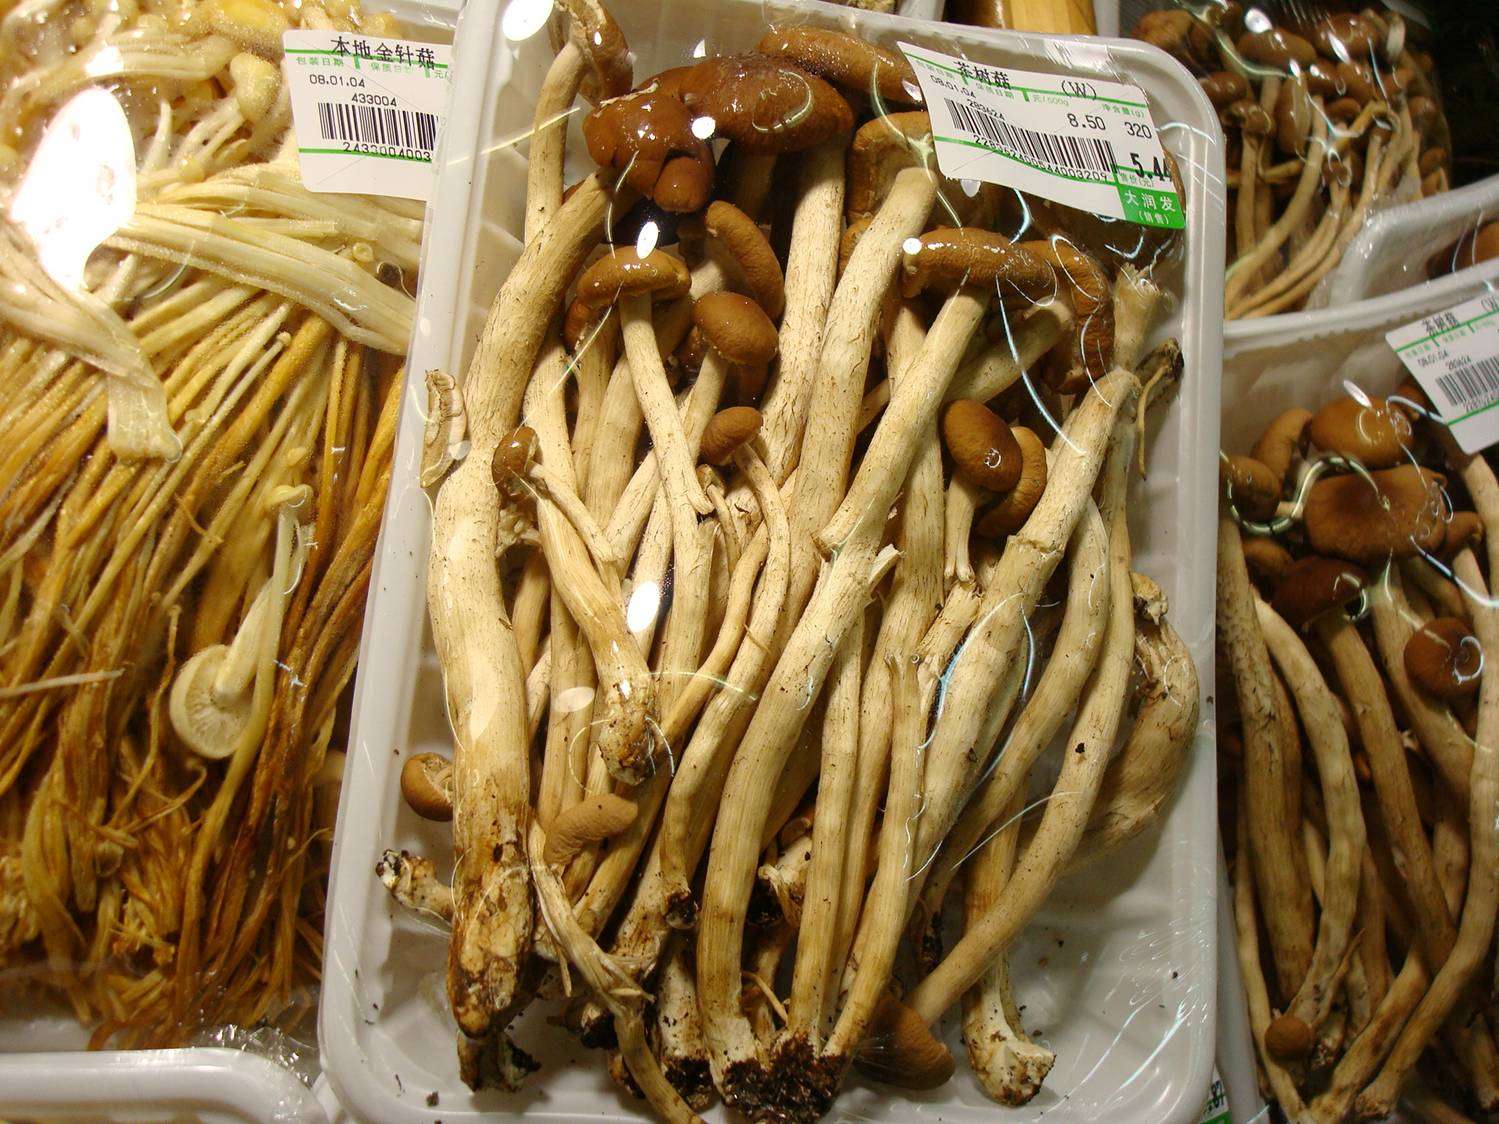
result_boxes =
[320,1,1227,1120]
[1219,264,1499,1124]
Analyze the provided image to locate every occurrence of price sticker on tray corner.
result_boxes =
[898,43,1183,230]
[282,30,452,201]
[1387,293,1499,454]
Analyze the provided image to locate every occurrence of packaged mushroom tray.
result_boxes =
[1216,274,1499,1121]
[321,1,1226,1120]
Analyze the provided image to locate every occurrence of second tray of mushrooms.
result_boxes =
[1219,386,1499,1121]
[389,11,1205,1123]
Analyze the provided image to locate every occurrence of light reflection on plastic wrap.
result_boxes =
[10,86,135,291]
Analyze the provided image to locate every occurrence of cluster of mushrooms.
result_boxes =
[0,0,416,1042]
[1219,386,1499,1120]
[1132,3,1449,319]
[384,3,1203,1121]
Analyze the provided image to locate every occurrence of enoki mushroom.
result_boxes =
[0,0,415,1046]
[385,11,1203,1123]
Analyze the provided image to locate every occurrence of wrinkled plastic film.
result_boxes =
[0,0,451,1088]
[333,1,1223,1121]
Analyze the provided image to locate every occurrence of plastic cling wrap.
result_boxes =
[1128,2,1451,319]
[322,1,1226,1121]
[1217,272,1499,1121]
[0,0,447,1053]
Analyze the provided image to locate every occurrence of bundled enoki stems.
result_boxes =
[1134,5,1449,319]
[392,10,1204,1122]
[0,0,418,1043]
[1219,387,1499,1120]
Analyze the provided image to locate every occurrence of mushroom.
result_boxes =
[976,425,1047,537]
[942,399,1023,494]
[1240,535,1294,584]
[1221,453,1281,522]
[377,849,455,922]
[854,993,955,1090]
[696,201,786,321]
[1251,407,1312,486]
[845,111,933,220]
[679,53,853,220]
[400,752,454,821]
[1201,69,1250,109]
[1237,28,1318,69]
[543,792,638,866]
[691,288,778,406]
[169,487,307,760]
[755,27,920,110]
[1015,238,1113,392]
[574,248,709,520]
[1306,395,1415,467]
[1303,464,1446,563]
[582,85,714,214]
[1404,617,1482,700]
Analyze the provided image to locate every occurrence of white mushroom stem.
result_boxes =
[915,502,1110,924]
[527,821,702,1124]
[377,849,455,923]
[1217,513,1315,1000]
[943,473,984,587]
[761,133,847,484]
[621,293,712,519]
[1356,544,1499,1117]
[524,39,585,240]
[656,935,713,1110]
[1369,567,1472,801]
[653,517,715,719]
[570,315,619,492]
[1068,575,1200,871]
[1315,611,1455,967]
[605,355,727,564]
[961,786,1054,1106]
[1253,597,1367,1039]
[428,178,614,1045]
[904,489,1133,1029]
[1232,806,1312,1121]
[537,606,592,826]
[783,611,863,1047]
[905,369,1143,883]
[829,300,939,987]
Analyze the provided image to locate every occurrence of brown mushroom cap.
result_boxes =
[704,201,785,319]
[1335,60,1378,105]
[1241,535,1295,584]
[1442,511,1484,559]
[1251,408,1313,485]
[755,27,919,107]
[1223,98,1272,139]
[1265,1013,1315,1060]
[975,425,1046,536]
[1303,464,1446,564]
[1200,70,1249,109]
[399,752,453,821]
[700,406,763,465]
[1404,616,1483,700]
[582,87,713,213]
[543,793,638,865]
[855,993,956,1090]
[1237,28,1317,69]
[1418,147,1448,179]
[1274,77,1313,155]
[943,399,1023,493]
[491,425,538,501]
[846,111,932,219]
[550,0,632,104]
[654,153,716,213]
[575,248,691,309]
[1270,555,1367,630]
[900,229,1054,303]
[692,291,778,366]
[1306,396,1415,468]
[680,54,853,154]
[1312,14,1380,61]
[1220,454,1281,521]
[1305,61,1341,98]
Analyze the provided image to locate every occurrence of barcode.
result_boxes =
[1435,355,1499,412]
[944,98,1115,181]
[316,101,437,156]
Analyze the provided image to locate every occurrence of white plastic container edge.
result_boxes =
[1310,174,1499,309]
[320,0,1227,1121]
[0,1049,328,1123]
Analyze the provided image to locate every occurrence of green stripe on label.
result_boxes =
[1394,305,1499,351]
[904,49,1147,107]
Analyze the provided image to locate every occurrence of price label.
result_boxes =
[1387,292,1499,454]
[899,44,1184,229]
[283,30,452,201]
